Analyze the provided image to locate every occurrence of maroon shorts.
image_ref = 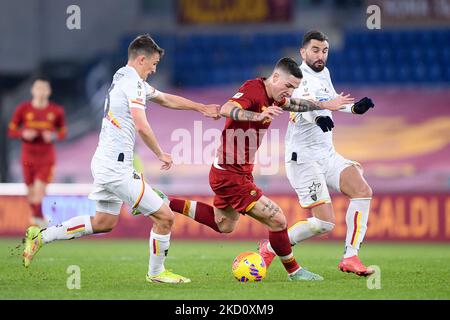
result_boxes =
[22,162,54,185]
[209,166,263,214]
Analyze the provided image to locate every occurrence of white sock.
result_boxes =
[344,198,371,258]
[41,215,93,244]
[288,217,335,245]
[266,217,334,254]
[148,229,170,276]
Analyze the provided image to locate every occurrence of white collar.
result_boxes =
[125,65,145,81]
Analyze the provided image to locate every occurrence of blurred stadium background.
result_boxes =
[0,0,449,243]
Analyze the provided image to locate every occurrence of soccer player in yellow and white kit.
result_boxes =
[259,30,375,276]
[22,34,220,283]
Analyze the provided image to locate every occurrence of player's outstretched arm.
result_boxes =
[278,93,355,112]
[130,107,172,170]
[150,92,220,119]
[220,102,283,122]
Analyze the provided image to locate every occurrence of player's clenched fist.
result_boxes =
[201,104,221,120]
[22,129,38,141]
[351,97,374,114]
[42,130,55,143]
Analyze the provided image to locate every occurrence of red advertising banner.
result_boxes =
[176,0,293,24]
[1,193,449,241]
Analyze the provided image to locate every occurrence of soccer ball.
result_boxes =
[232,251,267,282]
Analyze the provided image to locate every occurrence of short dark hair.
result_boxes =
[302,30,328,48]
[128,34,164,59]
[275,57,303,79]
[32,75,51,84]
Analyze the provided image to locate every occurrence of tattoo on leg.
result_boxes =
[262,201,271,212]
[268,206,280,220]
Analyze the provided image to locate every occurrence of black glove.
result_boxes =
[315,116,334,132]
[352,97,374,114]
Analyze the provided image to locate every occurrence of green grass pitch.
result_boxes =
[1,238,449,300]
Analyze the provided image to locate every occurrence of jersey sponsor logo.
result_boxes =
[232,92,244,99]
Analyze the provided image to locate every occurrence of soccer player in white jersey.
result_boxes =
[259,30,376,276]
[22,34,220,283]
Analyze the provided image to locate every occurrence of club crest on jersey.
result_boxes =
[137,82,142,89]
[232,92,243,99]
[133,172,141,180]
[250,190,257,196]
[308,182,321,202]
[26,112,34,121]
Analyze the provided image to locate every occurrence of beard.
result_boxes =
[307,60,326,72]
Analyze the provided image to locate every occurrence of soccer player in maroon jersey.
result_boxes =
[8,77,66,228]
[154,58,354,281]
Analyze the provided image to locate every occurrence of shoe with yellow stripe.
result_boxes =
[146,269,191,284]
[289,268,324,281]
[23,226,43,268]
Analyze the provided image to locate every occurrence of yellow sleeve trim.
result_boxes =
[228,100,244,109]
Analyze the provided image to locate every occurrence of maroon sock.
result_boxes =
[169,198,221,233]
[269,229,300,274]
[31,203,44,218]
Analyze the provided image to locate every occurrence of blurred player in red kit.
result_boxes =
[8,77,67,228]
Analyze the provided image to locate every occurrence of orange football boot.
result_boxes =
[338,255,374,277]
[258,239,276,268]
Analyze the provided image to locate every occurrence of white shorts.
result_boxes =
[88,159,163,216]
[285,152,361,208]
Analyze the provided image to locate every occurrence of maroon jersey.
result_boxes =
[8,101,66,165]
[216,78,274,174]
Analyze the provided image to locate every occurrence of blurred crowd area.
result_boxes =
[1,0,449,194]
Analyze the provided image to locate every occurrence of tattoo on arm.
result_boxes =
[281,98,322,112]
[229,106,260,121]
